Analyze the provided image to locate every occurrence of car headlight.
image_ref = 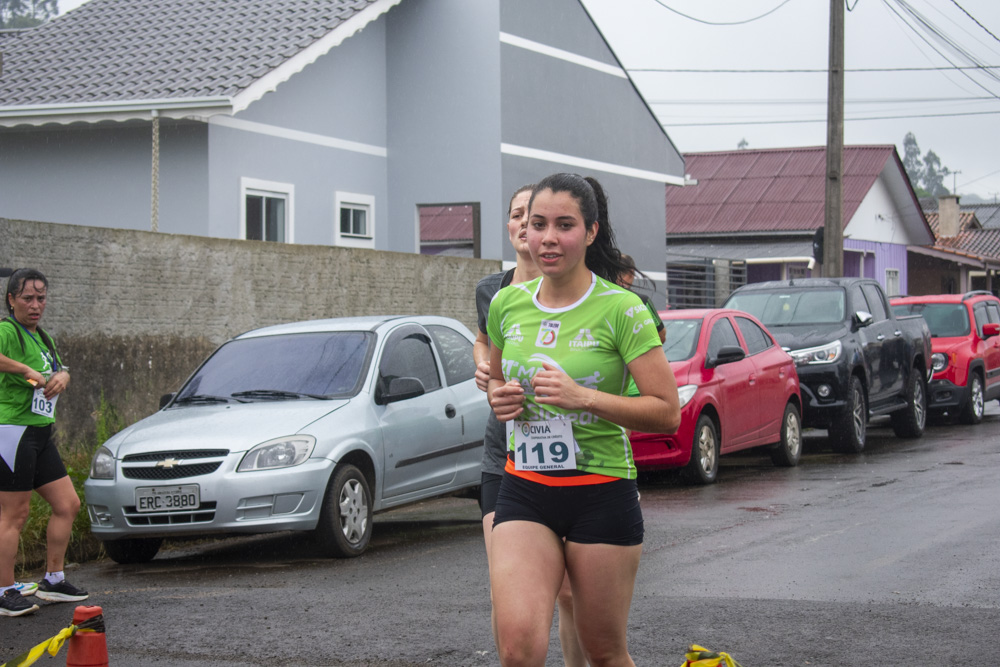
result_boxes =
[90,446,116,480]
[931,352,948,373]
[789,340,842,366]
[238,435,316,472]
[677,384,697,409]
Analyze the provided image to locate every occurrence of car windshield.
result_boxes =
[661,319,702,362]
[727,289,846,326]
[175,331,373,402]
[891,303,970,337]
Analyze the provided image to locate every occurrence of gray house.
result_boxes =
[0,0,684,287]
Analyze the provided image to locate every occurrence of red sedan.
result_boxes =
[630,309,802,484]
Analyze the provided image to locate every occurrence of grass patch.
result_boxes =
[14,392,126,576]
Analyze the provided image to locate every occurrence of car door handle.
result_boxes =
[894,330,902,336]
[748,373,756,385]
[876,334,885,341]
[445,404,456,418]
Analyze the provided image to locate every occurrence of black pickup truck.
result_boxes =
[724,278,932,452]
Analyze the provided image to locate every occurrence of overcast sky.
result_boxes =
[582,0,1000,202]
[57,0,1000,202]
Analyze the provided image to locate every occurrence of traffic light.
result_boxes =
[812,226,824,263]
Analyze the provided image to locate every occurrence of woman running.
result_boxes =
[487,173,680,666]
[474,186,586,666]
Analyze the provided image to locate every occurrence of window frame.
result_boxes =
[885,268,901,298]
[240,177,294,243]
[334,191,376,249]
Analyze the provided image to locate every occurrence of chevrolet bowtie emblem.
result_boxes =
[156,458,180,468]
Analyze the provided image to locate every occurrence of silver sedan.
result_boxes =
[84,315,488,563]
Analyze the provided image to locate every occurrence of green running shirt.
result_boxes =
[487,273,661,479]
[0,319,63,426]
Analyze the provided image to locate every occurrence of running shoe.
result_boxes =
[35,578,89,602]
[0,588,39,617]
[14,581,38,597]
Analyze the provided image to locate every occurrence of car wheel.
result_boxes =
[315,463,373,558]
[960,372,984,425]
[770,402,802,467]
[685,414,719,484]
[102,537,162,564]
[831,376,867,453]
[891,370,927,438]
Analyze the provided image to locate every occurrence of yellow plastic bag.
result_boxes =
[680,643,744,667]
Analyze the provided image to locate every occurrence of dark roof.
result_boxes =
[666,145,918,235]
[0,0,391,111]
[920,199,1000,229]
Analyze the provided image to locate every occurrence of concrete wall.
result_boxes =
[1,218,498,446]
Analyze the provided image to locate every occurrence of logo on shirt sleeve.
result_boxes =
[535,320,561,348]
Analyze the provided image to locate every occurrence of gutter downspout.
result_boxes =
[151,110,159,232]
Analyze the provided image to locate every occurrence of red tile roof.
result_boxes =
[667,145,899,235]
[934,228,1000,260]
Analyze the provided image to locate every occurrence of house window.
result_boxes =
[241,178,294,243]
[334,192,375,249]
[885,268,900,297]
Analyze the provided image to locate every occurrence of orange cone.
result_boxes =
[66,605,108,667]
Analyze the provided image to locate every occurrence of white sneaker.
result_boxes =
[14,581,38,597]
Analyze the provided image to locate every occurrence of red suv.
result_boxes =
[890,291,1000,424]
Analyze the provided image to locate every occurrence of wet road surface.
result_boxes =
[3,405,999,665]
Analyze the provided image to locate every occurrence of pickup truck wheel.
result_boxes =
[891,370,927,438]
[685,414,719,484]
[102,537,162,564]
[314,464,373,558]
[960,372,984,425]
[831,376,867,453]
[770,402,802,467]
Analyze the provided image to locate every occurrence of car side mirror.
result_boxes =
[159,393,175,409]
[706,345,745,369]
[380,377,426,404]
[853,311,874,328]
[983,322,1000,338]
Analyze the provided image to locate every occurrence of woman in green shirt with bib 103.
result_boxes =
[0,268,88,618]
[487,174,680,666]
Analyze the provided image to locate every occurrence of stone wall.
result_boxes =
[1,218,499,445]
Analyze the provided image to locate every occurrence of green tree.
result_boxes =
[902,132,923,189]
[901,132,951,197]
[922,149,951,196]
[0,0,58,29]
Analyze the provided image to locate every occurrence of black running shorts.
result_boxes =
[0,425,68,492]
[493,472,643,546]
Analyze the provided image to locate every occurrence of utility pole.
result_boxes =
[950,170,961,195]
[823,0,845,277]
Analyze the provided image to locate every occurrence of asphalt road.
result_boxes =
[3,404,999,666]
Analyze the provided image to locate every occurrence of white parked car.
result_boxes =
[85,315,488,563]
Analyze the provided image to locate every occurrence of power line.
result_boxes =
[629,65,1000,73]
[648,0,795,26]
[950,0,1000,45]
[660,108,1000,127]
[647,95,999,105]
